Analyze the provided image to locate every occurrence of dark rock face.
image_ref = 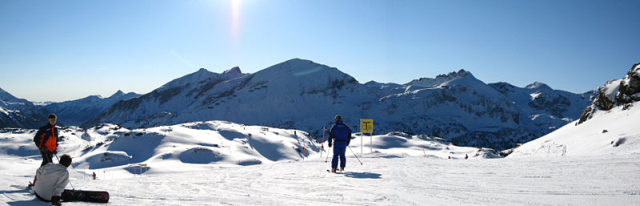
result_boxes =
[528,92,572,118]
[617,63,640,103]
[579,63,640,124]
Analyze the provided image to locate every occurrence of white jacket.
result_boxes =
[33,163,69,201]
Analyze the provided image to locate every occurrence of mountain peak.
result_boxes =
[109,90,125,99]
[285,58,313,64]
[408,69,478,88]
[525,81,552,90]
[260,58,337,77]
[221,66,243,80]
[160,68,218,90]
[224,66,241,74]
[436,69,474,79]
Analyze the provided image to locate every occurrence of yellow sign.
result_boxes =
[360,119,374,133]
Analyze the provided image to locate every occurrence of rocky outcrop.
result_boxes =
[579,63,640,124]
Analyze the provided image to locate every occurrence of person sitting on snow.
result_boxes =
[33,154,72,206]
[328,114,352,173]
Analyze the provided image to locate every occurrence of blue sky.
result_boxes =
[1,0,638,102]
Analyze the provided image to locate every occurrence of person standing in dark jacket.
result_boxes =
[328,114,351,173]
[34,114,59,167]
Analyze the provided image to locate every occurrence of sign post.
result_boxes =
[360,119,374,154]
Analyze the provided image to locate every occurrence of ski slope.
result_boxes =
[2,107,640,205]
[510,101,640,157]
[2,154,639,205]
[2,132,640,205]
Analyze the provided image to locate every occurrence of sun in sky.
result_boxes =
[230,0,241,52]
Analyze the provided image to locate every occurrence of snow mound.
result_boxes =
[0,119,497,180]
[178,147,224,164]
[0,121,321,175]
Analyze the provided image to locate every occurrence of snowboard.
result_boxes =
[62,189,110,203]
[12,182,109,203]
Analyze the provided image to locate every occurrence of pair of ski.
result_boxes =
[10,182,109,203]
[326,169,346,174]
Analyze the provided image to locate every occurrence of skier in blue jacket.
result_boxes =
[328,114,351,173]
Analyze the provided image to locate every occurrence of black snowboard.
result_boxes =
[62,189,109,203]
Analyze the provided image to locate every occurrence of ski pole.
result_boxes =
[348,146,363,165]
[325,147,331,163]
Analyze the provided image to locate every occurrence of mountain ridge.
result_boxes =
[1,58,601,150]
[43,90,141,126]
[0,88,49,128]
[77,58,593,150]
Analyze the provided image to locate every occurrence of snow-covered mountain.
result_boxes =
[509,63,640,157]
[0,87,49,129]
[44,90,140,126]
[487,81,595,142]
[81,58,593,150]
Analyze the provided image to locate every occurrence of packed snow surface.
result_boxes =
[2,155,639,205]
[2,117,640,205]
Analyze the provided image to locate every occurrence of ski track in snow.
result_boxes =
[2,154,640,206]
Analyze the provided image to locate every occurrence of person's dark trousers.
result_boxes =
[331,141,348,169]
[35,190,74,202]
[40,150,53,166]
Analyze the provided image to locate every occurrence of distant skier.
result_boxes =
[93,172,97,180]
[33,154,72,206]
[328,114,351,173]
[34,114,60,167]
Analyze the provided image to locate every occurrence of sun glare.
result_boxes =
[230,0,241,53]
[231,0,241,36]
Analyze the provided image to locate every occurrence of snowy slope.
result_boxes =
[0,87,49,129]
[0,121,490,176]
[78,59,592,151]
[2,142,639,205]
[44,90,140,126]
[509,63,640,158]
[1,121,318,174]
[3,118,640,205]
[508,101,640,157]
